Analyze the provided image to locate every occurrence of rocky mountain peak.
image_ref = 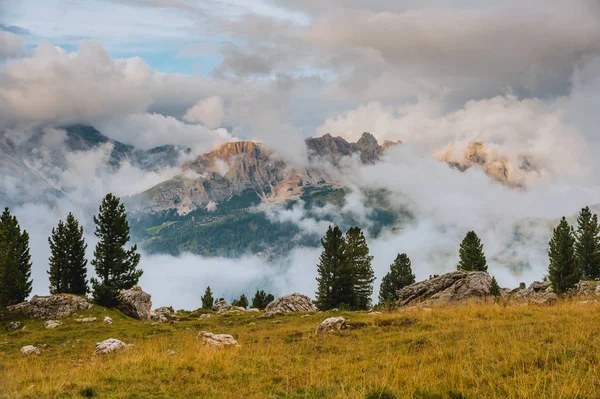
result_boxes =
[304,131,392,164]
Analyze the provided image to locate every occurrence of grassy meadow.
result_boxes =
[1,300,600,398]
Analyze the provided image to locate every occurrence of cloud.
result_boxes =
[0,31,25,59]
[183,96,225,129]
[318,94,590,187]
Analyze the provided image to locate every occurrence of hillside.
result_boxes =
[2,300,599,398]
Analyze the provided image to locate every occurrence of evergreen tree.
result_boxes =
[378,253,415,304]
[201,286,214,309]
[0,208,32,307]
[457,231,488,272]
[315,226,346,310]
[575,206,600,280]
[548,217,579,294]
[345,227,375,310]
[48,213,88,295]
[252,290,274,309]
[90,194,142,307]
[490,276,501,298]
[231,294,248,308]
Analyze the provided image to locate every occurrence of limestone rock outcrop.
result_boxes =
[262,293,317,318]
[212,300,229,313]
[44,320,62,329]
[8,321,21,331]
[513,280,557,305]
[20,345,40,356]
[197,331,239,348]
[95,338,129,355]
[315,317,347,334]
[118,286,152,320]
[7,294,92,319]
[397,271,494,307]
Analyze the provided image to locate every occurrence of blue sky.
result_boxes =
[0,0,304,75]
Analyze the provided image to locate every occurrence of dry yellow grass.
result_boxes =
[2,300,600,398]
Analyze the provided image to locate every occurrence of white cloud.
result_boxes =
[183,96,225,129]
[0,31,25,59]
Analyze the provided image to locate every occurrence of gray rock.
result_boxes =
[7,294,92,319]
[103,316,113,325]
[246,308,260,313]
[95,338,128,354]
[197,331,239,348]
[8,321,21,331]
[262,293,317,318]
[44,320,62,329]
[153,306,175,319]
[199,313,211,318]
[397,271,494,307]
[212,299,229,313]
[75,317,97,323]
[367,311,382,316]
[513,281,557,305]
[20,345,40,356]
[315,317,346,334]
[150,312,168,323]
[118,286,152,320]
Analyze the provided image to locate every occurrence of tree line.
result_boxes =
[0,193,143,308]
[200,286,275,310]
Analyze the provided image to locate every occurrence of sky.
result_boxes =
[2,0,600,307]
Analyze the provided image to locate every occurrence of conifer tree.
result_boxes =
[231,294,248,308]
[0,208,32,307]
[378,253,415,304]
[90,194,142,307]
[490,276,501,298]
[548,217,579,294]
[48,213,88,295]
[345,227,375,310]
[575,206,600,280]
[201,286,214,309]
[457,231,488,272]
[252,290,274,309]
[315,226,346,310]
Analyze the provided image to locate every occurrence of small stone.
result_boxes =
[20,345,40,356]
[95,338,128,355]
[44,320,62,329]
[197,331,239,348]
[315,317,346,334]
[246,308,260,313]
[248,322,256,326]
[104,316,113,325]
[301,314,311,318]
[331,308,339,312]
[199,313,211,318]
[272,320,282,324]
[76,317,97,323]
[168,350,176,356]
[367,311,382,316]
[8,321,21,331]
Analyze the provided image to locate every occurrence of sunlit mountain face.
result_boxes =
[2,0,600,303]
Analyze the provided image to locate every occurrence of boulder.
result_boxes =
[153,306,175,320]
[230,306,246,312]
[104,316,113,325]
[8,321,21,331]
[262,293,317,318]
[199,313,211,319]
[7,294,92,319]
[246,308,260,313]
[118,286,152,320]
[95,338,129,355]
[315,317,346,334]
[570,281,600,296]
[44,320,62,329]
[197,331,239,348]
[513,280,557,305]
[397,271,494,307]
[212,300,229,313]
[20,345,40,356]
[150,312,168,323]
[76,317,97,323]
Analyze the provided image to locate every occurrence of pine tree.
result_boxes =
[238,294,248,309]
[548,217,579,294]
[90,194,142,307]
[48,213,88,295]
[575,206,600,280]
[201,286,214,309]
[490,276,501,298]
[252,290,274,309]
[315,226,346,310]
[378,253,415,304]
[457,231,488,272]
[345,227,375,310]
[0,208,32,307]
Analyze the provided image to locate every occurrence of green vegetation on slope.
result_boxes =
[2,301,600,398]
